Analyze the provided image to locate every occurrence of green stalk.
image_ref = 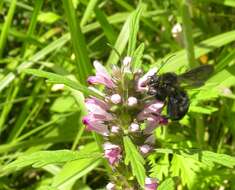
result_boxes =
[21,0,44,56]
[180,0,196,68]
[0,0,17,58]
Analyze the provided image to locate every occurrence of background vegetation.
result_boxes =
[0,0,235,189]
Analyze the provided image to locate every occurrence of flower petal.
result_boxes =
[82,115,109,136]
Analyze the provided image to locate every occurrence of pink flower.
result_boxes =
[137,100,164,121]
[137,100,167,133]
[103,142,122,165]
[82,115,109,136]
[87,61,116,88]
[85,97,109,110]
[145,178,158,190]
[137,68,157,92]
[85,99,113,121]
[140,144,152,154]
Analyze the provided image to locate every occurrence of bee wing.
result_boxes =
[178,65,214,87]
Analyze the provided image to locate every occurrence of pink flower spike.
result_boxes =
[82,115,109,136]
[103,142,122,165]
[145,178,158,190]
[110,94,121,104]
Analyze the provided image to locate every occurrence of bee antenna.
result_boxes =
[156,54,176,74]
[106,43,122,60]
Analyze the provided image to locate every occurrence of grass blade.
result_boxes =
[0,0,17,58]
[63,0,92,84]
[180,0,196,67]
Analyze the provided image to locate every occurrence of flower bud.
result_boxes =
[171,23,182,38]
[106,182,115,190]
[129,123,139,132]
[127,96,138,106]
[110,94,121,104]
[111,125,119,133]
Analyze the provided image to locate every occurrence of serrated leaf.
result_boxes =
[185,151,235,168]
[150,155,169,180]
[123,136,146,186]
[171,154,201,188]
[2,143,101,174]
[158,178,175,190]
[23,69,102,98]
[52,157,101,189]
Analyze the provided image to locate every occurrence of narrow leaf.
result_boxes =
[123,136,145,186]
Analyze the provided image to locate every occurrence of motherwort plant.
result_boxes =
[83,57,167,189]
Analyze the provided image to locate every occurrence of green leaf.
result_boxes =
[189,105,218,114]
[23,69,102,98]
[185,151,235,168]
[94,7,117,45]
[150,155,169,180]
[52,157,101,189]
[158,178,175,190]
[63,0,92,84]
[160,30,235,72]
[50,96,77,113]
[171,154,200,188]
[127,5,143,56]
[0,0,17,58]
[132,43,145,72]
[80,0,98,27]
[106,14,130,66]
[123,136,146,186]
[197,0,235,7]
[37,12,61,24]
[2,149,101,173]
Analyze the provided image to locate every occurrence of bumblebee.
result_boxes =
[147,65,214,120]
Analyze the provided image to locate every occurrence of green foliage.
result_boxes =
[37,12,61,24]
[1,0,235,189]
[158,178,175,190]
[123,136,146,186]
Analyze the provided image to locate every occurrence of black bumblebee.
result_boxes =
[147,65,214,120]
